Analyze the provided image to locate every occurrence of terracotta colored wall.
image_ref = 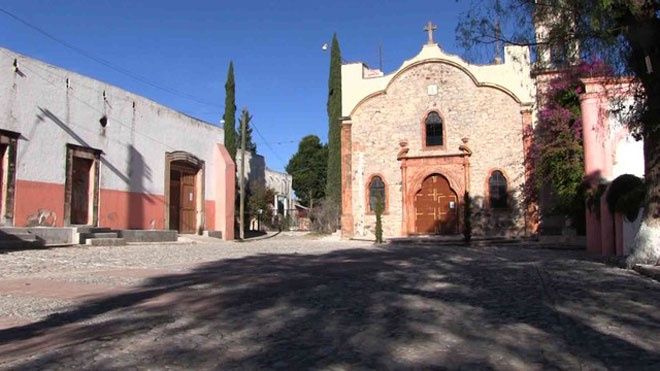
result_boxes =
[98,189,165,230]
[205,200,215,231]
[14,180,65,227]
[12,180,224,232]
[214,144,235,240]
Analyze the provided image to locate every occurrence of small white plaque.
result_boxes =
[427,84,438,96]
[449,201,455,209]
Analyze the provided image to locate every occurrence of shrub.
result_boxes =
[463,192,472,243]
[374,195,384,244]
[309,200,339,234]
[606,174,645,221]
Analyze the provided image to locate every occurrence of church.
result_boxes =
[340,23,539,239]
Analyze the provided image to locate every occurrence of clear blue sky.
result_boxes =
[0,1,480,172]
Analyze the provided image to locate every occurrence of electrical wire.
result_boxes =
[0,6,294,166]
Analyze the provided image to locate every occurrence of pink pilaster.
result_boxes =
[579,89,605,181]
[599,193,615,256]
[585,210,602,254]
[580,86,605,253]
[614,213,624,256]
[214,144,235,240]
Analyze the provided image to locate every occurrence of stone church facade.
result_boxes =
[340,36,537,239]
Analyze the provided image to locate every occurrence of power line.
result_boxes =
[0,8,294,167]
[250,122,288,165]
[0,6,220,109]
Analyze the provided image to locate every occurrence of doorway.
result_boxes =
[169,162,198,233]
[0,130,18,225]
[165,152,205,234]
[414,173,458,234]
[64,144,100,226]
[70,157,93,224]
[0,143,6,218]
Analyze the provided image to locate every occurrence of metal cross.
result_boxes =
[424,21,437,44]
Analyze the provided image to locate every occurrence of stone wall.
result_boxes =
[347,60,527,238]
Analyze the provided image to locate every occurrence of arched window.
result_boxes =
[425,111,443,147]
[368,176,385,212]
[489,171,508,209]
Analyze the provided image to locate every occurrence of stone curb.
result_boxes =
[632,264,660,282]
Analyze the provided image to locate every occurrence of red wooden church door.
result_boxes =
[414,174,458,234]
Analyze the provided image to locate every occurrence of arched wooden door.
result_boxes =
[414,174,458,234]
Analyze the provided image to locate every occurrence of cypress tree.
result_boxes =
[223,62,237,162]
[325,33,342,211]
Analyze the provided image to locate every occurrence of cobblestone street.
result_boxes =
[0,235,658,370]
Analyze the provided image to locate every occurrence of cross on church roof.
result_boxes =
[424,21,437,45]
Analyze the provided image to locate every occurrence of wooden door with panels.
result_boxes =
[169,163,198,234]
[414,174,458,234]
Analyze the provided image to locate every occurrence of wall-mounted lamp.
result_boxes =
[99,115,108,128]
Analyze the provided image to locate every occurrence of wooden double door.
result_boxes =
[169,164,198,234]
[414,174,458,234]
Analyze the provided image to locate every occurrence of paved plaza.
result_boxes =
[0,235,658,370]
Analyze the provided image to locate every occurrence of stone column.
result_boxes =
[340,119,354,238]
[614,213,624,256]
[580,80,607,181]
[600,190,615,256]
[580,79,607,254]
[400,159,408,236]
[521,106,538,236]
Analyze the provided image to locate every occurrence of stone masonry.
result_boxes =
[342,43,535,238]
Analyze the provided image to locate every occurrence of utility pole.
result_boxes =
[238,108,249,240]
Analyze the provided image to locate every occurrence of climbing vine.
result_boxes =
[534,61,612,233]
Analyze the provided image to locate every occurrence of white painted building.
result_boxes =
[0,47,235,238]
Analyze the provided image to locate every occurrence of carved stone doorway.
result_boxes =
[414,174,458,234]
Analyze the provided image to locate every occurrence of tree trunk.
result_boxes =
[622,5,660,266]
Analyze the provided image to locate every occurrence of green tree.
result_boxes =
[286,135,328,207]
[374,194,384,243]
[463,192,472,243]
[458,0,660,265]
[247,180,276,229]
[223,61,237,162]
[236,108,257,153]
[325,34,342,210]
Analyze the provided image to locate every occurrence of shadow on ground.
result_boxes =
[1,244,659,369]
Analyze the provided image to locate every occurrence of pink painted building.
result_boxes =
[0,48,234,240]
[579,77,644,256]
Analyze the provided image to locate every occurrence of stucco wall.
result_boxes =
[235,151,266,189]
[342,44,534,118]
[0,48,231,231]
[347,59,527,238]
[265,167,293,199]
